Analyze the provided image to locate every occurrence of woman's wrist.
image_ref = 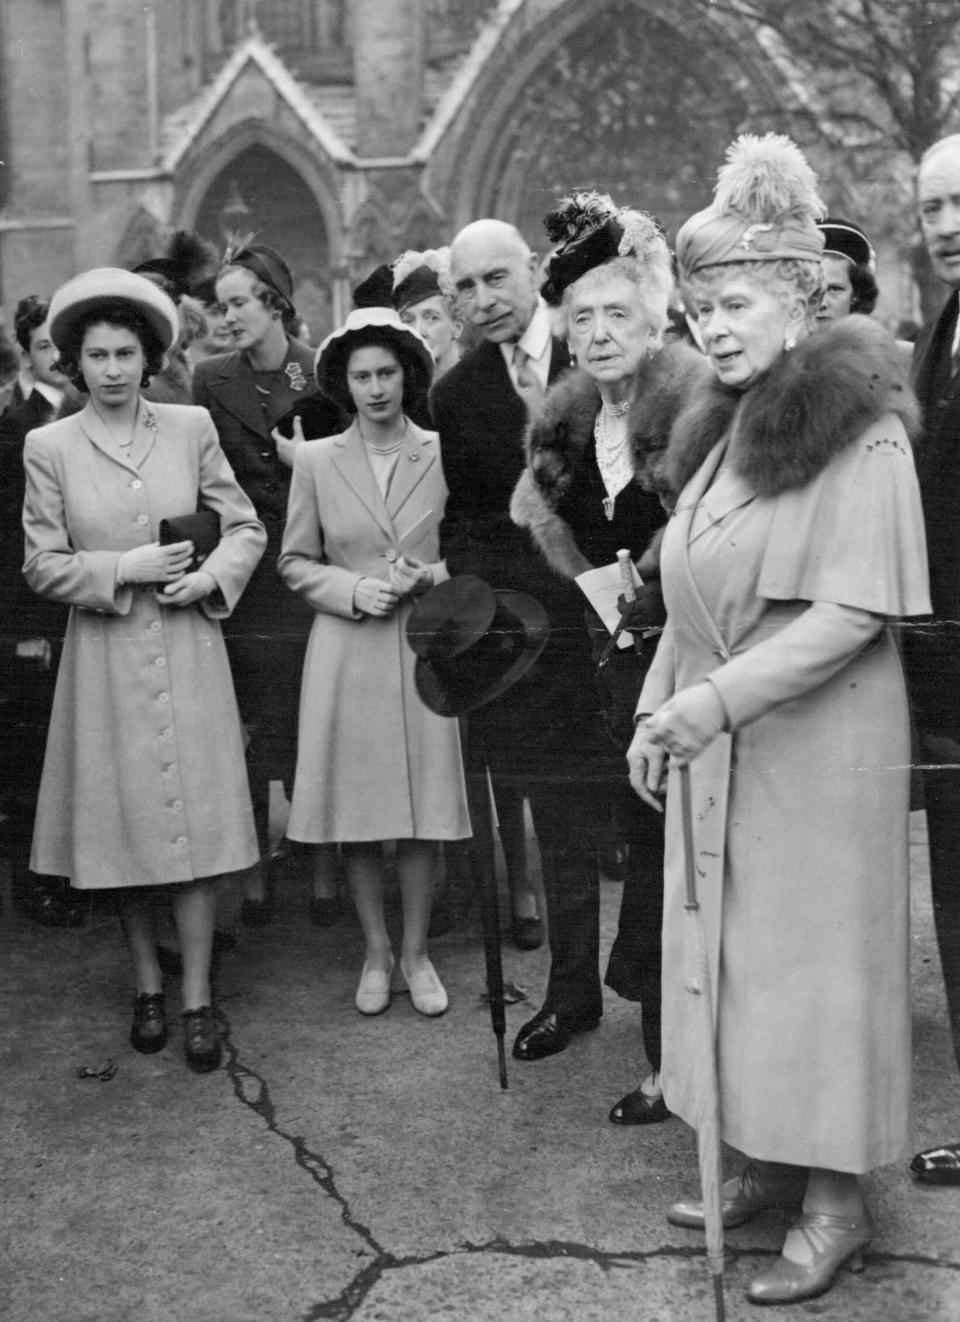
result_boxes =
[633,709,652,729]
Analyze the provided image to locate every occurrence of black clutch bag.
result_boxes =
[158,509,220,571]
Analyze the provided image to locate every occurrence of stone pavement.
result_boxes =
[2,814,959,1322]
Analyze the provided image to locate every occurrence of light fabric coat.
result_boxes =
[639,418,930,1173]
[279,420,470,843]
[23,400,266,888]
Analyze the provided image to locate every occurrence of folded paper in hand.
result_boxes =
[575,560,642,650]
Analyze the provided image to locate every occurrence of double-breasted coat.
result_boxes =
[192,340,342,775]
[640,406,930,1172]
[22,400,266,889]
[278,419,470,843]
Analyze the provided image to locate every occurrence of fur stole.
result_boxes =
[665,314,921,498]
[510,341,708,578]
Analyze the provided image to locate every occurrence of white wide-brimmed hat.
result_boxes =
[49,267,180,353]
[314,306,434,409]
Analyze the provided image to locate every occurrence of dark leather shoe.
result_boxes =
[182,1005,222,1073]
[512,1007,600,1061]
[130,992,167,1054]
[609,1085,672,1125]
[309,894,342,927]
[511,915,544,950]
[910,1142,960,1185]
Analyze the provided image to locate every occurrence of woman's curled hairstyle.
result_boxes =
[56,299,166,392]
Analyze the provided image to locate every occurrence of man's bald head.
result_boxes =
[450,219,539,343]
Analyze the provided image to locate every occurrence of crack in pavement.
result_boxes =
[215,1010,960,1322]
[216,1005,383,1265]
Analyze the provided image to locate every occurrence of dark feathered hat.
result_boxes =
[540,191,670,305]
[133,230,220,302]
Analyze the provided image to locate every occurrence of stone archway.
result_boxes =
[190,143,335,341]
[440,0,785,242]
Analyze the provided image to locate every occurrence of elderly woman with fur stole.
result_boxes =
[511,194,708,1124]
[626,134,930,1306]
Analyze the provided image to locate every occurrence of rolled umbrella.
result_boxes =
[679,760,726,1321]
[464,748,509,1089]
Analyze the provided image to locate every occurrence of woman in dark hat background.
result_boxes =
[814,216,879,327]
[512,192,708,1122]
[193,242,344,927]
[279,307,470,1018]
[134,229,220,405]
[626,134,929,1304]
[22,268,266,1071]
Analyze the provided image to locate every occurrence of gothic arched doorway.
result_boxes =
[194,144,333,341]
[479,1,752,245]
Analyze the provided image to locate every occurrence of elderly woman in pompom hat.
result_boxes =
[22,268,266,1071]
[511,192,709,1122]
[625,135,930,1304]
[278,307,471,1018]
[193,242,345,928]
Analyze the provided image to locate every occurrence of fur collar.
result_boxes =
[510,340,707,578]
[665,314,920,497]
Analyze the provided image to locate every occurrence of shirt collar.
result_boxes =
[499,297,553,379]
[32,380,64,410]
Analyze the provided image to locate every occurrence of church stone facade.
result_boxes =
[0,0,788,340]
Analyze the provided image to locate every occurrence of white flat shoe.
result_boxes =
[400,957,448,1016]
[355,955,394,1015]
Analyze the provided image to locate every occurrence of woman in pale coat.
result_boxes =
[279,307,470,1017]
[23,269,266,1072]
[626,136,930,1305]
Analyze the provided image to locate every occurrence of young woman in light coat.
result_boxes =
[279,307,470,1018]
[23,269,266,1072]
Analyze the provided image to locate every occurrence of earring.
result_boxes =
[784,333,797,352]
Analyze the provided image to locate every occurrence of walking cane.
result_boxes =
[679,760,726,1322]
[465,740,509,1090]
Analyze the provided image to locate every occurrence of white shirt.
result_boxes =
[32,380,65,412]
[501,297,553,393]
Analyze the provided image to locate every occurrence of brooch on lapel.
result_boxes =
[142,406,158,431]
[285,361,308,392]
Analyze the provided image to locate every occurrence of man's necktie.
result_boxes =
[513,344,545,411]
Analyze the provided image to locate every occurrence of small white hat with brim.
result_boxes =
[48,267,180,354]
[314,306,433,408]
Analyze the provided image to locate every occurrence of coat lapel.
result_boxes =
[330,422,395,541]
[77,398,160,473]
[386,423,437,529]
[671,440,738,660]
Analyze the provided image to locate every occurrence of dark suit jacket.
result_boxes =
[432,337,608,767]
[908,291,960,732]
[0,390,70,647]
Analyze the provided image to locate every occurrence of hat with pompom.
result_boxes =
[540,191,669,305]
[676,133,825,278]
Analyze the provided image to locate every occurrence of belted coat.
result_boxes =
[278,419,470,843]
[22,400,266,888]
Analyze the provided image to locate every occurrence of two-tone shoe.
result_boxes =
[355,955,394,1015]
[668,1161,806,1229]
[746,1211,872,1306]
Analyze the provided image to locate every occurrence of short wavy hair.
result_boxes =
[56,301,166,393]
[848,262,879,315]
[683,257,823,315]
[14,295,50,353]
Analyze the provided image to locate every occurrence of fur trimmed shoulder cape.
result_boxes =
[510,340,709,578]
[664,314,920,498]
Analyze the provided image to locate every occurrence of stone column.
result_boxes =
[352,0,425,157]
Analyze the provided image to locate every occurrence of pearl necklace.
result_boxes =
[594,403,634,522]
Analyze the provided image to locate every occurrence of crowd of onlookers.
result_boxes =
[4,126,960,1309]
